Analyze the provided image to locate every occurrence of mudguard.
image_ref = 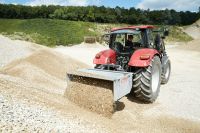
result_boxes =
[93,49,116,65]
[128,48,160,67]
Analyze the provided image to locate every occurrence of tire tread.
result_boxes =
[131,56,161,103]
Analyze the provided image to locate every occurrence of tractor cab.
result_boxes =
[104,25,169,60]
[108,29,143,71]
[100,26,168,71]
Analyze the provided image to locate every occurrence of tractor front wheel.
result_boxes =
[132,56,162,103]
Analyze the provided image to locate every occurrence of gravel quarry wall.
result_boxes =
[184,19,200,39]
[180,19,200,51]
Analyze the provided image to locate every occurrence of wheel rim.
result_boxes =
[151,64,160,93]
[165,63,170,79]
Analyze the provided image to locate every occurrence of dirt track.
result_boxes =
[1,35,200,132]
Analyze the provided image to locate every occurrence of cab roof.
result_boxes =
[111,29,141,34]
[111,25,155,32]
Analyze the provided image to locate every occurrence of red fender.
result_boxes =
[128,48,160,67]
[93,49,116,65]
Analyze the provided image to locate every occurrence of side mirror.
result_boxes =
[163,29,169,36]
[150,42,154,46]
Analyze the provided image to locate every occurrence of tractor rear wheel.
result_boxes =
[161,60,171,84]
[132,56,162,103]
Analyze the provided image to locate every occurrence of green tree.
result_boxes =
[54,8,64,19]
[0,4,199,25]
[86,7,95,21]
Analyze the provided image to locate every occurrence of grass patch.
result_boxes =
[0,19,193,47]
[0,19,98,46]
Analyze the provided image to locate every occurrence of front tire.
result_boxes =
[132,56,162,103]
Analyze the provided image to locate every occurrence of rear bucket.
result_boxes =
[65,69,132,117]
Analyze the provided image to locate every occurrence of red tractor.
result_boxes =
[93,25,171,102]
[67,25,171,106]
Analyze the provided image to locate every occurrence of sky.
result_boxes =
[1,0,200,12]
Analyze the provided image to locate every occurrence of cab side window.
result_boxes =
[147,29,154,48]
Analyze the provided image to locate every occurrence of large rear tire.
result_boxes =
[161,60,171,84]
[132,56,162,103]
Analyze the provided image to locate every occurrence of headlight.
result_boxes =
[140,55,150,60]
[95,53,102,59]
[106,57,111,64]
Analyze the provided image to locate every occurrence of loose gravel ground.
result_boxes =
[0,93,109,133]
[1,35,200,133]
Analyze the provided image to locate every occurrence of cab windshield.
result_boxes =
[109,30,142,51]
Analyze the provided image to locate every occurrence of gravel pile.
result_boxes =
[184,19,200,39]
[2,49,89,95]
[0,35,40,68]
[2,48,115,116]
